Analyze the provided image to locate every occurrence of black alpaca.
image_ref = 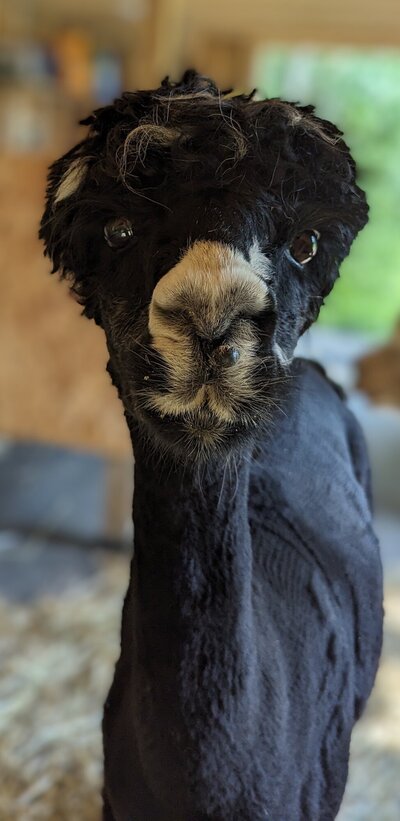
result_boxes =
[40,71,383,821]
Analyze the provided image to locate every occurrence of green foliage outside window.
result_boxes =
[252,48,400,332]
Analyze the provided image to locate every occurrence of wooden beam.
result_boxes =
[187,33,254,89]
[125,0,189,89]
[188,0,400,48]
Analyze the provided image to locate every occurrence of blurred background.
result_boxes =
[0,1,399,819]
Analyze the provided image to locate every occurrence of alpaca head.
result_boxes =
[40,70,368,461]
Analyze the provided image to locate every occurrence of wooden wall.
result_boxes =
[0,155,130,456]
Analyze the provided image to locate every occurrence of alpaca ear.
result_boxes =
[39,143,102,320]
[39,147,88,271]
[289,103,369,238]
[51,155,88,205]
[264,99,367,209]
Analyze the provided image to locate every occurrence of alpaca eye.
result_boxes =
[288,230,320,266]
[104,217,134,249]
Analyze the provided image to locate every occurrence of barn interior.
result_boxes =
[0,1,399,818]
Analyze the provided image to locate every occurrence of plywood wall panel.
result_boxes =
[0,155,130,457]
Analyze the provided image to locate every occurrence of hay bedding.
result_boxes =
[0,550,129,820]
[0,548,399,821]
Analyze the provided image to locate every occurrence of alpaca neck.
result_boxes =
[130,435,257,704]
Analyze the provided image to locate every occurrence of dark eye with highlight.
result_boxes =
[104,217,134,249]
[287,230,320,267]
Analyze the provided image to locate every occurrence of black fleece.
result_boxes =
[102,359,383,821]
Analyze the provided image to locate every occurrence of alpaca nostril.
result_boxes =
[215,344,241,367]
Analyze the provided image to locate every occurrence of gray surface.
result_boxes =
[0,439,132,548]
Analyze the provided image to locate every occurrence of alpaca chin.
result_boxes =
[135,402,254,462]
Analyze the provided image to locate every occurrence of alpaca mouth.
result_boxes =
[134,380,265,459]
[137,401,251,455]
[140,395,245,431]
[144,383,243,425]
